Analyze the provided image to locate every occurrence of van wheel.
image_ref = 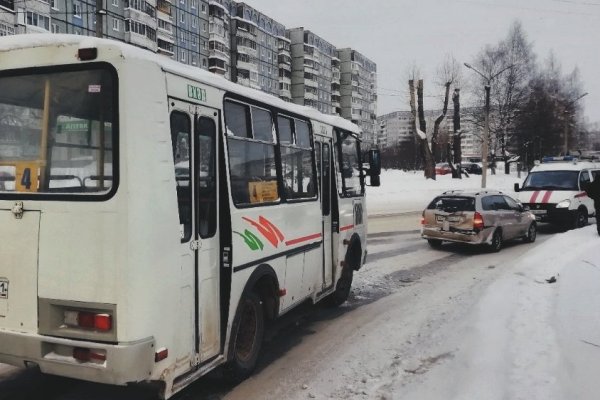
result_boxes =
[572,209,588,229]
[523,223,537,243]
[489,229,503,252]
[225,291,264,381]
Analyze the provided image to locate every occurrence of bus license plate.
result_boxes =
[0,279,8,299]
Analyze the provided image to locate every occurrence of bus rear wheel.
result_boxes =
[225,291,264,381]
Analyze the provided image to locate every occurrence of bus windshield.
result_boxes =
[0,65,117,197]
[522,170,579,191]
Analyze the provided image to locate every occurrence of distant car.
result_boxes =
[421,190,537,252]
[462,162,482,175]
[435,163,452,175]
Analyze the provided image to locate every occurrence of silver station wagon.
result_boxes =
[421,190,537,252]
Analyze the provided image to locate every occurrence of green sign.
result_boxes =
[187,85,207,102]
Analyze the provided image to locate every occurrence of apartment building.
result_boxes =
[0,0,377,133]
[288,27,335,114]
[338,48,377,147]
[229,2,289,100]
[377,109,482,162]
[205,0,231,78]
[377,111,414,148]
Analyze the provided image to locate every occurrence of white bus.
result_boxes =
[0,35,380,398]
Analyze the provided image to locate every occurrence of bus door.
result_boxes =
[316,139,334,289]
[169,100,221,363]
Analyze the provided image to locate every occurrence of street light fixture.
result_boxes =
[464,62,515,188]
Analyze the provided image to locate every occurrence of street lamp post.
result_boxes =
[562,92,588,154]
[464,62,515,188]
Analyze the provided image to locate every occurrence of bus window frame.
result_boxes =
[335,129,364,198]
[0,62,120,202]
[222,93,319,209]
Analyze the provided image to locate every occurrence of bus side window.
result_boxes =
[225,100,279,206]
[280,118,316,200]
[170,111,192,242]
[196,116,217,239]
[322,143,331,215]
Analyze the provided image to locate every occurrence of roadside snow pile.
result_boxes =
[367,169,522,216]
[429,225,600,399]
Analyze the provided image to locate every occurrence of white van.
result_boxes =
[514,156,600,229]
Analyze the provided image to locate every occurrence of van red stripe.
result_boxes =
[340,224,354,232]
[541,191,553,204]
[529,191,540,203]
[285,233,322,246]
[575,192,588,198]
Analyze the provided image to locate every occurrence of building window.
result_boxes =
[201,3,206,13]
[50,0,58,9]
[51,23,59,33]
[0,23,15,36]
[73,2,81,18]
[112,0,118,6]
[181,50,186,62]
[25,11,50,30]
[192,17,196,28]
[112,18,119,31]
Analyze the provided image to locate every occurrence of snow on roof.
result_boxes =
[531,161,600,172]
[0,34,360,134]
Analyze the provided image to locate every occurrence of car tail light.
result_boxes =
[64,311,113,331]
[473,212,484,231]
[421,211,425,225]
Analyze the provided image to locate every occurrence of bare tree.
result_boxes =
[468,20,535,173]
[409,78,436,179]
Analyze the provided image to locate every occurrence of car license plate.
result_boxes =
[447,216,461,222]
[442,220,450,231]
[530,209,547,215]
[0,279,8,299]
[436,215,445,222]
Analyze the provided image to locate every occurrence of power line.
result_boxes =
[456,0,600,17]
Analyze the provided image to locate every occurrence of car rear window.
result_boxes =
[427,196,475,212]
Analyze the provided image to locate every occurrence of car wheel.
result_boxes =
[225,291,264,381]
[523,222,537,243]
[427,239,443,248]
[489,229,503,252]
[572,209,588,229]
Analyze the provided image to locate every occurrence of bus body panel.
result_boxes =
[0,210,40,332]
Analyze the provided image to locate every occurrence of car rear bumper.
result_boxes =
[0,328,155,385]
[421,226,494,245]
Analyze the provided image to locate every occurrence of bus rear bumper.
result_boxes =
[0,329,155,385]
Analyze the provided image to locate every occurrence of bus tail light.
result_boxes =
[155,348,169,362]
[473,212,484,231]
[64,311,113,331]
[78,48,98,61]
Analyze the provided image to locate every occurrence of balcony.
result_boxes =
[236,60,258,73]
[304,91,318,101]
[279,89,292,101]
[304,78,318,89]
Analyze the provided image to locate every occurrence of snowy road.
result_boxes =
[0,214,561,399]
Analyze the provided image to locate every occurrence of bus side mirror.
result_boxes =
[368,149,381,176]
[514,183,520,192]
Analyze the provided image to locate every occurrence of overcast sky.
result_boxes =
[248,0,600,123]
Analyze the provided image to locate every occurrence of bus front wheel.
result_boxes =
[225,291,264,381]
[325,267,354,307]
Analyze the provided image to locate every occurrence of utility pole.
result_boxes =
[463,62,515,188]
[96,0,105,38]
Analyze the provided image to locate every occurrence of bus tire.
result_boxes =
[225,291,264,381]
[325,267,353,307]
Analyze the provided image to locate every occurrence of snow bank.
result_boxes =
[366,169,523,215]
[444,226,600,399]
